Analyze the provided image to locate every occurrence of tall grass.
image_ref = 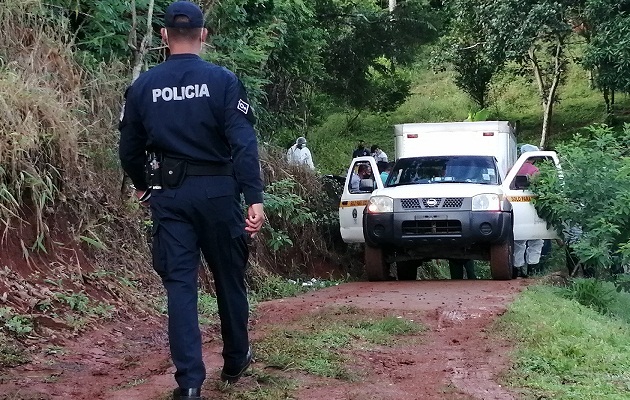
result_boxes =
[0,5,82,240]
[0,2,160,317]
[497,285,630,398]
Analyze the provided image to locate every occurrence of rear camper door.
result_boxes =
[339,157,383,243]
[503,151,560,240]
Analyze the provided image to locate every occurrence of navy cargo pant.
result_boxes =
[150,175,249,389]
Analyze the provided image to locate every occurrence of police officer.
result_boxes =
[118,2,265,399]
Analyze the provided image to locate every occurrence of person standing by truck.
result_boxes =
[513,144,544,277]
[352,140,370,158]
[371,144,388,163]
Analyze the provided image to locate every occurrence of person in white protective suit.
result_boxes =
[286,136,315,170]
[513,144,544,277]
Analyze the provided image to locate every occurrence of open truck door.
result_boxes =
[503,151,560,241]
[339,156,383,243]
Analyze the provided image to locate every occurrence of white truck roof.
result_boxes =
[393,121,517,178]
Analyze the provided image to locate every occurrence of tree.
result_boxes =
[582,1,630,113]
[483,0,573,149]
[317,0,439,112]
[206,0,440,137]
[432,0,504,110]
[531,124,630,280]
[45,0,171,65]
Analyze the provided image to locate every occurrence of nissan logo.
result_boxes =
[426,198,438,207]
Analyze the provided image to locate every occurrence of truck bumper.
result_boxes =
[364,210,511,250]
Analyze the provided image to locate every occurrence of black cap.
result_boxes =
[164,1,204,28]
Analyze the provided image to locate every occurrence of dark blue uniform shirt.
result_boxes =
[119,53,263,205]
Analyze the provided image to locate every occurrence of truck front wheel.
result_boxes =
[365,245,390,281]
[490,235,514,280]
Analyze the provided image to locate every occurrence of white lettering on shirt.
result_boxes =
[151,84,211,103]
[152,89,161,103]
[198,84,210,97]
[185,86,195,99]
[162,87,173,101]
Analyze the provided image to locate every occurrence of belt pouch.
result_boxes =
[162,157,187,188]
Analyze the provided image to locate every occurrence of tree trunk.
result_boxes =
[129,0,155,84]
[539,41,563,150]
[529,48,548,147]
[530,41,563,150]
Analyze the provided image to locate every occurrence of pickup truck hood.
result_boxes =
[373,183,503,198]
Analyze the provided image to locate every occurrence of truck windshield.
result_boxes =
[387,156,499,186]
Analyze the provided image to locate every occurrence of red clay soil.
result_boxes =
[0,279,527,400]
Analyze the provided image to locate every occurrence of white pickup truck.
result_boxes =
[338,121,559,281]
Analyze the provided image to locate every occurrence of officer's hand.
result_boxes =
[245,203,265,238]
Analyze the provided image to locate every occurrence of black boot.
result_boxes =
[518,267,528,278]
[528,263,540,275]
[172,388,201,400]
[221,347,253,384]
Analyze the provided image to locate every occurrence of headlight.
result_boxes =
[472,194,501,211]
[367,196,394,213]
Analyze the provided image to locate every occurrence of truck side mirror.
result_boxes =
[513,175,530,190]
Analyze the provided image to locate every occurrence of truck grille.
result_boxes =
[400,198,464,210]
[400,198,421,209]
[442,198,464,208]
[401,220,462,235]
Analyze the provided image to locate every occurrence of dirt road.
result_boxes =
[0,279,527,400]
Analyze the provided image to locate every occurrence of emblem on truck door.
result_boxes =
[426,198,438,207]
[352,209,358,219]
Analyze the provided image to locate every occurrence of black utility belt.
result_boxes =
[147,154,233,189]
[184,163,233,176]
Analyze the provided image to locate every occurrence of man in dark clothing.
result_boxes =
[352,140,370,158]
[118,2,265,399]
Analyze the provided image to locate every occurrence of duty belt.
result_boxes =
[161,155,234,176]
[185,163,233,176]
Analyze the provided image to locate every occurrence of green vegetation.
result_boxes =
[0,307,34,337]
[0,332,28,367]
[218,373,296,400]
[256,306,423,378]
[532,124,630,281]
[198,291,219,326]
[310,55,621,174]
[497,284,630,399]
[249,274,347,303]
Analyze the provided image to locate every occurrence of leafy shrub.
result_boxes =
[562,278,616,315]
[531,124,630,279]
[262,178,316,252]
[0,332,27,367]
[0,307,33,337]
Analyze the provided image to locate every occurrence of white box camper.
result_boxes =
[393,121,517,179]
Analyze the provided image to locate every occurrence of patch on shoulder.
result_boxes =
[237,99,250,114]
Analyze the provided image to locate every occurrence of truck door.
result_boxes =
[503,151,560,240]
[339,156,383,243]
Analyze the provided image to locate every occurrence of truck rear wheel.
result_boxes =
[365,245,389,281]
[490,237,514,280]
